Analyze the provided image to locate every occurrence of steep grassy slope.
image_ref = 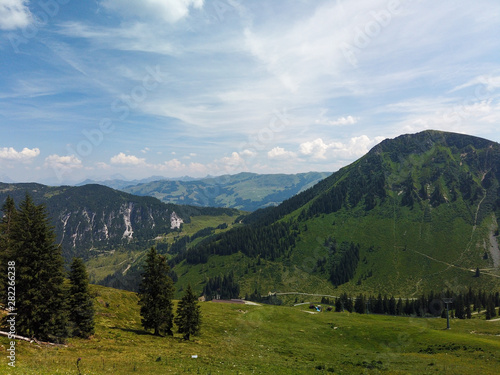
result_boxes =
[172,131,500,297]
[1,285,499,374]
[123,171,331,211]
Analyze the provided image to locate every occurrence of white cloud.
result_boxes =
[267,146,296,159]
[141,147,150,154]
[161,159,185,171]
[335,135,385,158]
[240,149,256,157]
[44,154,82,170]
[153,159,208,176]
[96,162,111,169]
[315,112,359,126]
[0,147,40,161]
[102,0,204,23]
[110,152,146,166]
[220,152,244,167]
[299,136,384,160]
[0,0,32,30]
[299,138,331,160]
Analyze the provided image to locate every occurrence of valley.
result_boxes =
[2,130,500,299]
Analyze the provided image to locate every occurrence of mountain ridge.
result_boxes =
[170,130,500,297]
[0,183,239,262]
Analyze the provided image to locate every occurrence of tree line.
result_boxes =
[0,195,94,342]
[319,289,499,319]
[202,272,240,300]
[170,220,298,267]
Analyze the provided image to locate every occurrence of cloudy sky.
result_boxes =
[1,0,499,184]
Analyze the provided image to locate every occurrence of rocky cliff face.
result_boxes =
[56,201,184,252]
[0,183,242,262]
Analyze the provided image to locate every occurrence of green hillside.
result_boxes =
[122,171,331,211]
[170,130,500,297]
[1,284,499,374]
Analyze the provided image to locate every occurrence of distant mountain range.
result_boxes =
[76,175,199,190]
[121,172,331,211]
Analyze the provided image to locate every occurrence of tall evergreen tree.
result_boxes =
[6,194,68,341]
[389,296,397,315]
[138,247,174,336]
[396,298,403,316]
[354,294,366,314]
[0,196,16,305]
[69,257,95,338]
[455,295,465,319]
[175,284,201,340]
[334,297,342,312]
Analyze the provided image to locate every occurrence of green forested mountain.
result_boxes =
[121,171,331,211]
[171,130,500,297]
[0,183,238,262]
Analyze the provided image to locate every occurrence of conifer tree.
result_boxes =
[396,298,403,316]
[354,294,366,314]
[69,257,95,338]
[175,284,201,340]
[0,196,16,304]
[138,247,174,336]
[389,296,397,315]
[7,194,68,341]
[335,297,342,312]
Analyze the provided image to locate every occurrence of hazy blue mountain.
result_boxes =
[122,171,331,211]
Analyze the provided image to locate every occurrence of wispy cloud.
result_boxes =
[101,0,204,23]
[1,0,499,182]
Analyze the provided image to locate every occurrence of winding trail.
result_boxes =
[408,178,500,279]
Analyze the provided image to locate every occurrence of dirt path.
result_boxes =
[409,248,500,279]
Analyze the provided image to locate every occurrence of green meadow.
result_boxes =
[1,285,499,374]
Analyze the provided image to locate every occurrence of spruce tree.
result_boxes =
[396,298,403,316]
[354,294,366,314]
[69,257,95,338]
[175,284,201,340]
[335,298,342,312]
[0,196,16,305]
[7,194,68,341]
[138,247,174,336]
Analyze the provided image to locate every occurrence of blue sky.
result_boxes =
[1,0,499,184]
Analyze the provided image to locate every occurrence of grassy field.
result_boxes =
[1,285,499,374]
